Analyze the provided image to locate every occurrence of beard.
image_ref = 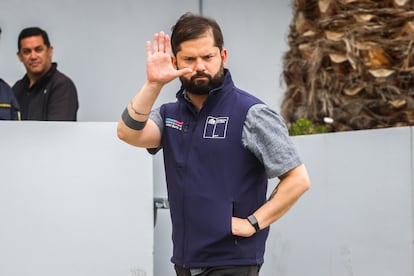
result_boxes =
[179,65,225,95]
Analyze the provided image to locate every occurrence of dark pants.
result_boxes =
[174,265,261,276]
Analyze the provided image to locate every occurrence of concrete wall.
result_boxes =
[261,126,414,276]
[0,122,154,276]
[0,124,412,276]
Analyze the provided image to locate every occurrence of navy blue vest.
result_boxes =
[159,70,269,267]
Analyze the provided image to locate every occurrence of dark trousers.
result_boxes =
[174,265,261,276]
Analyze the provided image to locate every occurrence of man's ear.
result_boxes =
[221,48,228,66]
[48,46,54,59]
[171,56,177,69]
[17,51,24,62]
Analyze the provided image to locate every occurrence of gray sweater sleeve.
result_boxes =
[242,104,302,179]
[147,107,163,154]
[149,106,163,134]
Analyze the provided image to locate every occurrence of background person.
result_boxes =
[118,13,310,276]
[13,27,78,121]
[0,27,20,120]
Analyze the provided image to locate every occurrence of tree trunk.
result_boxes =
[281,0,414,132]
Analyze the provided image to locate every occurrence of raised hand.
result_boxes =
[146,31,191,86]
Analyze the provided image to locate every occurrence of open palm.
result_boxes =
[146,32,191,85]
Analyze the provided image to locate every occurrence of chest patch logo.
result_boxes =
[203,116,229,139]
[165,117,184,131]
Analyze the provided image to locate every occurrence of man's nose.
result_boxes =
[29,50,37,59]
[194,58,205,71]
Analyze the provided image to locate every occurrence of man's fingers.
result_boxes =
[153,33,159,53]
[146,41,152,57]
[148,32,172,57]
[158,31,165,53]
[164,34,172,54]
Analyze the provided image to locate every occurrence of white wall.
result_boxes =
[0,124,412,275]
[261,127,414,276]
[0,122,154,276]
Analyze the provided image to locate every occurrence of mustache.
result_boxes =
[191,72,211,81]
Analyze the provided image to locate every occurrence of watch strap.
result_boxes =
[247,215,260,233]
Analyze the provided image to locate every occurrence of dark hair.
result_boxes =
[18,27,51,50]
[170,12,224,56]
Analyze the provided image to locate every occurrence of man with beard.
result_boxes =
[13,27,78,121]
[117,13,310,276]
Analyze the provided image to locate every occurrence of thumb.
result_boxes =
[176,67,192,76]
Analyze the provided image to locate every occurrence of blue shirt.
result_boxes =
[0,79,20,120]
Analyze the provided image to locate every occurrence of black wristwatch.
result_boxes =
[247,215,260,233]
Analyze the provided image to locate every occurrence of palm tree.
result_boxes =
[281,0,414,132]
